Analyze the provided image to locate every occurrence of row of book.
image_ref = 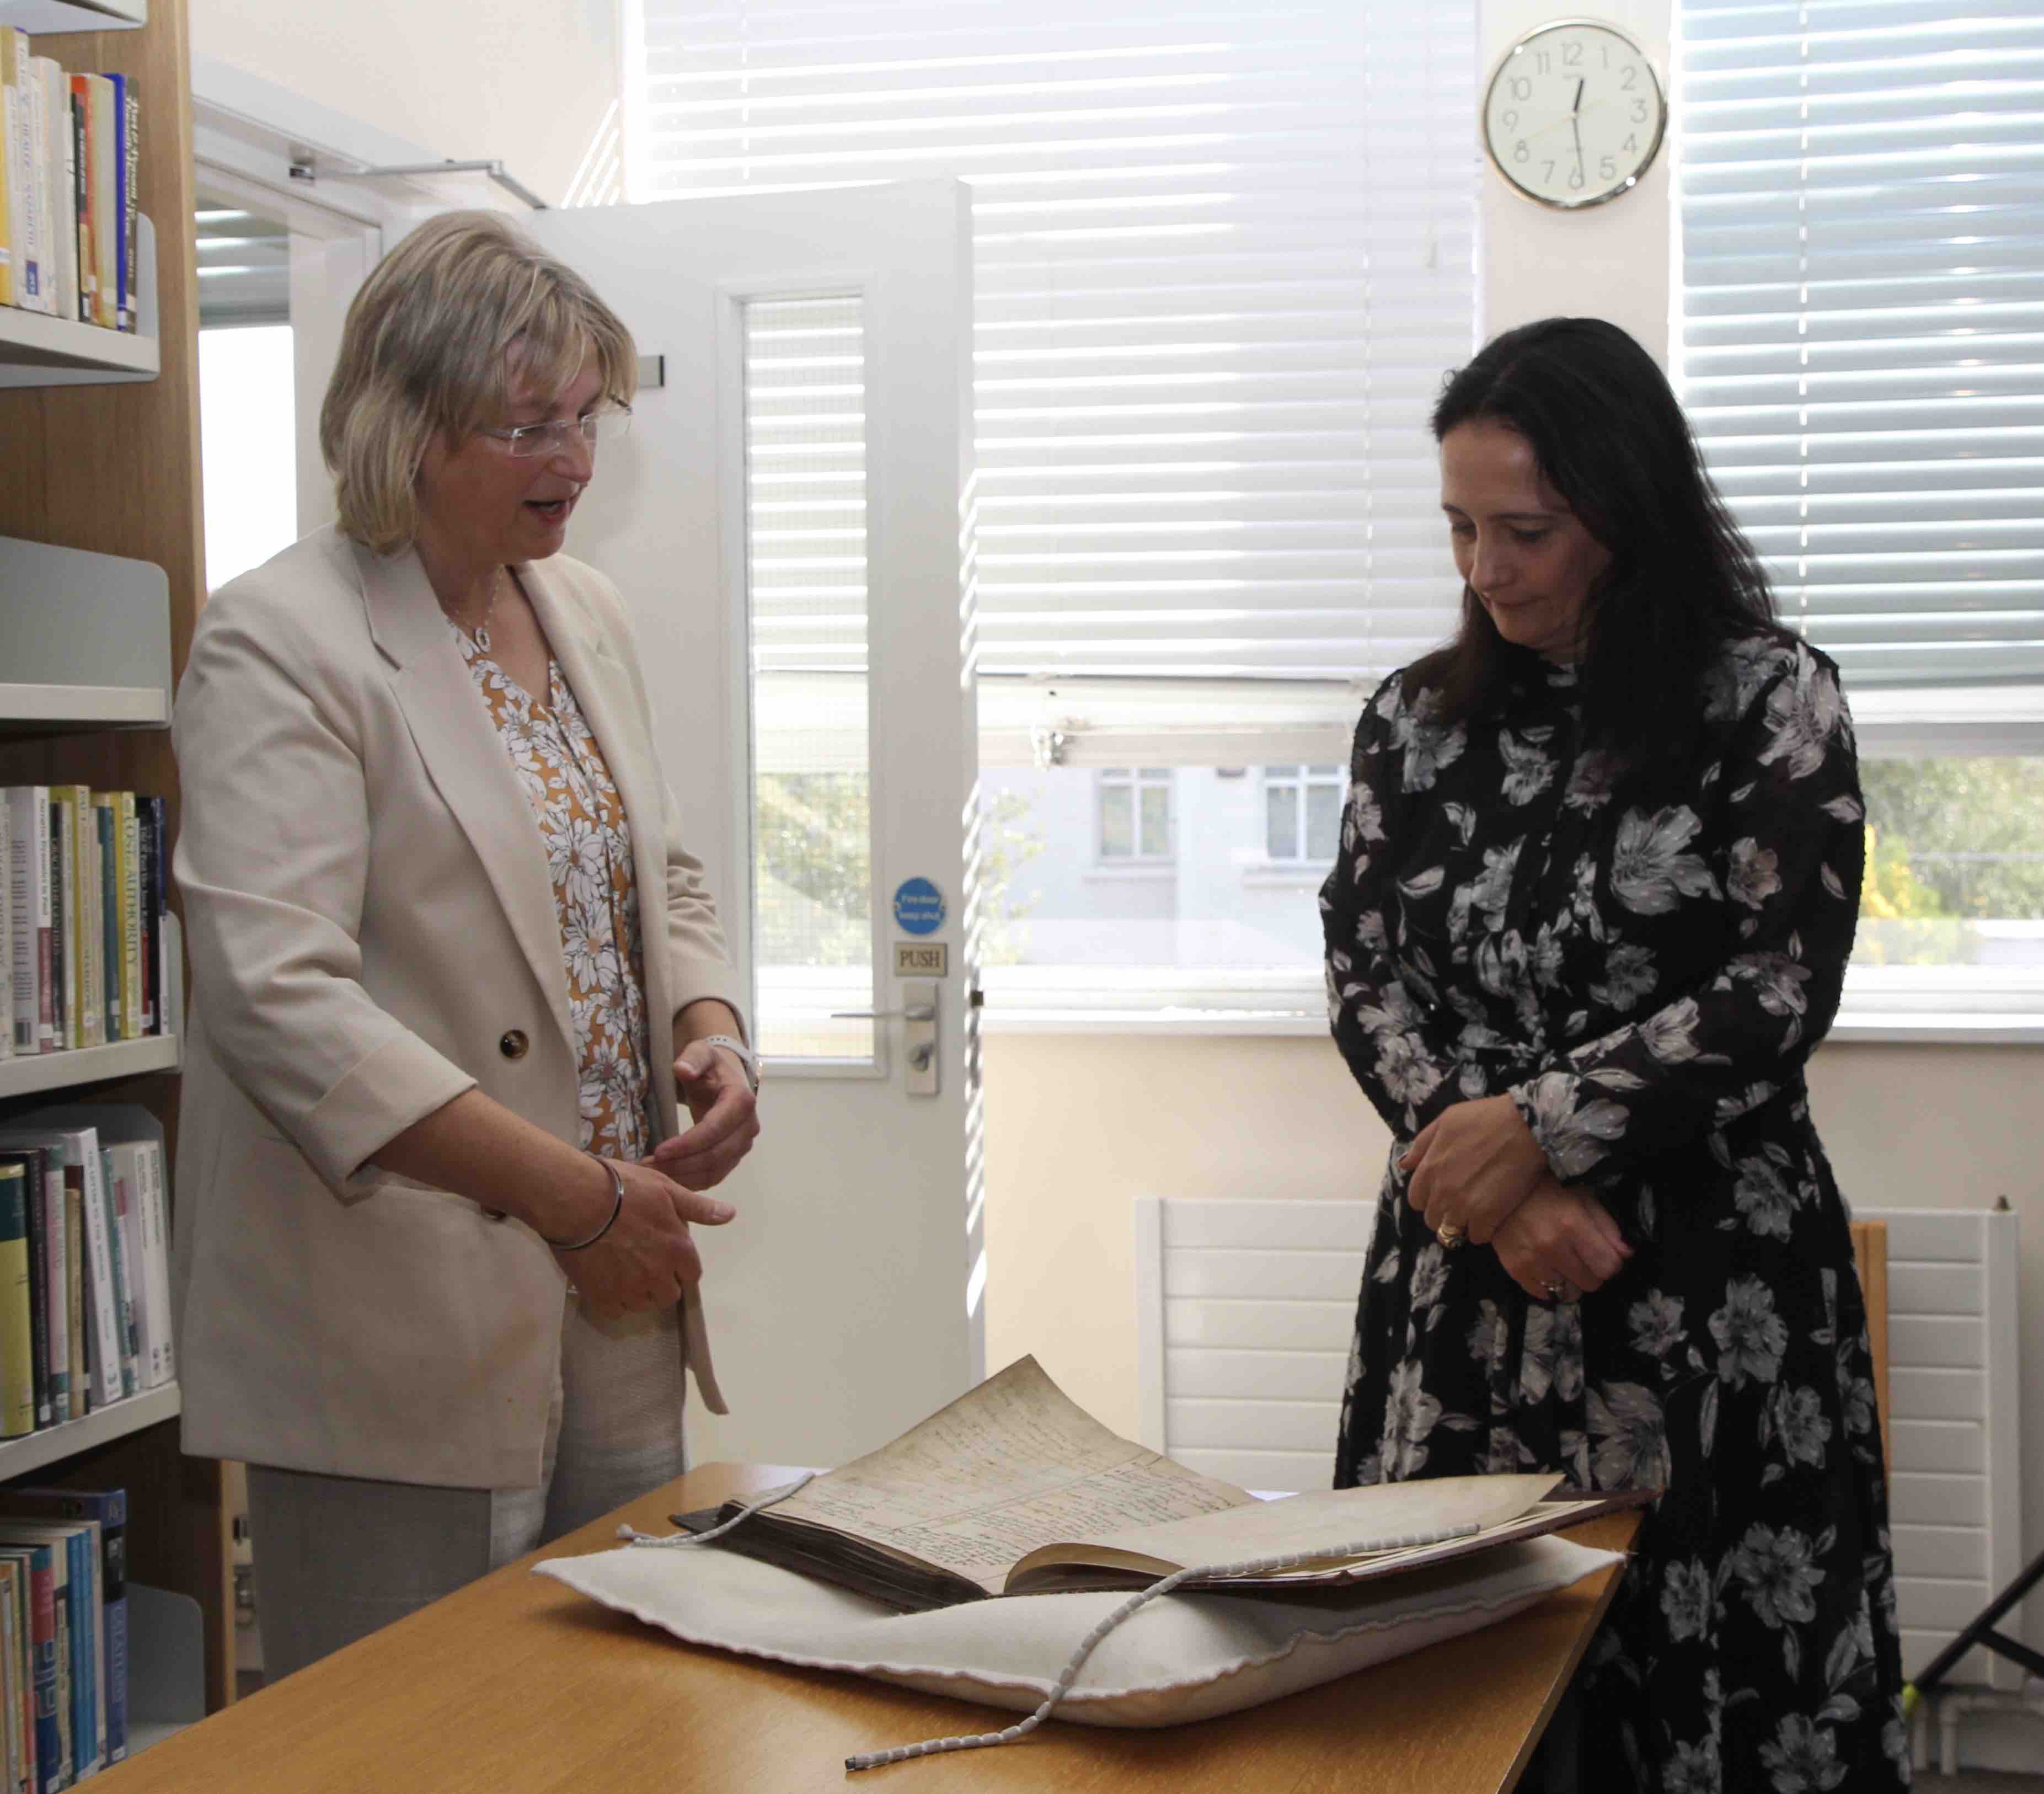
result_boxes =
[0,1485,129,1790]
[0,33,138,332]
[0,1113,174,1443]
[1,789,170,1061]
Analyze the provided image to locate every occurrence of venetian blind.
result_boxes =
[630,1,1478,699]
[1679,1,2044,688]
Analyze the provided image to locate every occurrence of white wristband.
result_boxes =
[699,1033,759,1093]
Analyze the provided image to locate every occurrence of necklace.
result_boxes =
[445,568,505,653]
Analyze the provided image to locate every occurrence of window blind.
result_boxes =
[1679,1,2044,689]
[630,1,1478,707]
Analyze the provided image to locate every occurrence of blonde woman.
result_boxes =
[173,212,761,1676]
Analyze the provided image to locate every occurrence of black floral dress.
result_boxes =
[1321,634,1910,1793]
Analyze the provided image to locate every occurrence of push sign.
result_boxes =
[892,877,946,937]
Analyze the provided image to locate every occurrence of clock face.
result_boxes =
[1483,21,1666,209]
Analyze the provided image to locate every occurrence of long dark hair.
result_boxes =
[1407,317,1784,757]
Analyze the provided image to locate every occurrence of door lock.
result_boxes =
[831,980,940,1097]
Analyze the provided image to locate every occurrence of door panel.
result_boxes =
[527,182,982,1466]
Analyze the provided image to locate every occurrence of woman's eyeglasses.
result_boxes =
[478,407,633,458]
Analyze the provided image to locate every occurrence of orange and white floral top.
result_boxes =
[454,627,654,1162]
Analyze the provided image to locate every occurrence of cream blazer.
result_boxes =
[170,526,747,1488]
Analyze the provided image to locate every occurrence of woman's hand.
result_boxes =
[1400,1093,1548,1245]
[1491,1177,1633,1302]
[557,1156,735,1320]
[651,1040,761,1190]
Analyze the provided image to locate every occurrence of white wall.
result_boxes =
[1479,0,1673,361]
[190,0,619,209]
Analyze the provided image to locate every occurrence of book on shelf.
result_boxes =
[0,1540,57,1794]
[0,36,137,334]
[0,1558,22,1794]
[675,1357,1648,1613]
[0,791,170,1056]
[0,1110,169,1430]
[0,1166,29,1440]
[0,1493,122,1768]
[0,1523,98,1787]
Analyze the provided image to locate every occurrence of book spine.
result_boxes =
[0,1566,23,1794]
[61,1190,82,1420]
[36,62,74,327]
[76,791,103,1052]
[0,805,12,1063]
[136,1146,170,1391]
[47,802,71,1055]
[36,1158,66,1429]
[74,1144,117,1411]
[62,1535,92,1781]
[0,1168,31,1440]
[143,801,166,1037]
[11,1163,46,1433]
[22,1554,54,1794]
[105,1152,142,1401]
[44,1571,64,1790]
[0,30,16,308]
[17,45,42,316]
[87,77,113,333]
[115,799,138,1044]
[1,31,27,311]
[67,79,85,325]
[95,1154,135,1401]
[132,812,153,1039]
[117,76,135,334]
[4,794,40,1054]
[104,73,124,335]
[93,802,116,1050]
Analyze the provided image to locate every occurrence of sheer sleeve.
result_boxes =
[1321,676,1487,1138]
[1509,643,1864,1183]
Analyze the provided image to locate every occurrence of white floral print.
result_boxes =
[1325,637,1906,1791]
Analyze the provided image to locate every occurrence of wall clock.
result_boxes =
[1482,19,1667,209]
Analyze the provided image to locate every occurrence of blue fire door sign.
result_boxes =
[892,877,946,936]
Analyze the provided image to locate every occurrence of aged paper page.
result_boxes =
[768,1357,1252,1596]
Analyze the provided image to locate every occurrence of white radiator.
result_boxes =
[1134,1196,2022,1689]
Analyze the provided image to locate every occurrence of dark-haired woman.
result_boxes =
[1323,317,1908,1791]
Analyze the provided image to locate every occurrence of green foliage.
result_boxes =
[977,787,1045,967]
[1859,757,2044,920]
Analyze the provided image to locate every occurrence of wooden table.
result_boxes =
[100,1464,1641,1794]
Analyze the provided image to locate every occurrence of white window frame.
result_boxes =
[1093,768,1174,870]
[1258,764,1346,871]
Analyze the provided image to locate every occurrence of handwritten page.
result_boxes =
[770,1357,1253,1596]
[1056,1474,1565,1572]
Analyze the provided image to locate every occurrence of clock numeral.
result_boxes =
[1601,42,1610,68]
[1511,76,1532,102]
[1542,160,1556,185]
[1514,140,1530,164]
[1502,108,1518,129]
[1562,40,1582,66]
[1620,66,1639,89]
[1534,49,1551,73]
[1623,134,1639,153]
[1569,164,1586,191]
[1601,155,1617,181]
[1630,98,1649,122]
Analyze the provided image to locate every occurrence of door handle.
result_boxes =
[830,1004,937,1022]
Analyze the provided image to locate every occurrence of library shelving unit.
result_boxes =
[0,0,235,1718]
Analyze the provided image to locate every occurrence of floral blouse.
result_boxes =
[1321,633,1910,1792]
[455,628,654,1162]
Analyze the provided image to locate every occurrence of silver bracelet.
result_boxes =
[547,1154,625,1252]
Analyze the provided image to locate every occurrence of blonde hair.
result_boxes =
[319,211,638,554]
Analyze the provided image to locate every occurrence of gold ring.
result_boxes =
[1543,1278,1570,1301]
[1436,1221,1466,1250]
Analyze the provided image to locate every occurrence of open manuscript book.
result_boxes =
[677,1357,1647,1612]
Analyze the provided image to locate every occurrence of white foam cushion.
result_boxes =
[535,1535,1621,1728]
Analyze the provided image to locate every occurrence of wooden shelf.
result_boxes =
[2,0,146,35]
[0,682,168,732]
[0,214,159,388]
[0,1381,179,1482]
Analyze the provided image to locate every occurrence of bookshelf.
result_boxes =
[0,213,159,386]
[0,0,233,1721]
